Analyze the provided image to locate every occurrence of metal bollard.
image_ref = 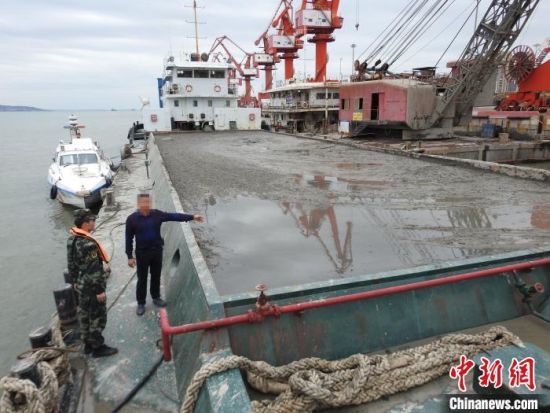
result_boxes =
[104,188,116,208]
[62,268,71,284]
[11,359,41,388]
[29,326,52,349]
[53,283,78,325]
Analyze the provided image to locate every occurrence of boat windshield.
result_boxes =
[59,153,99,166]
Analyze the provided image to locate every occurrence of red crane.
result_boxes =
[253,38,279,91]
[209,36,259,107]
[295,0,343,82]
[255,0,303,87]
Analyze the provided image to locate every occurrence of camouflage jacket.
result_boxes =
[67,234,106,295]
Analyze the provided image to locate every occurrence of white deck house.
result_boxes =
[144,55,260,131]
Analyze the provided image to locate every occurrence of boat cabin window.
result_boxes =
[177,69,193,78]
[174,100,180,107]
[194,70,209,78]
[59,153,98,166]
[210,70,225,78]
[316,92,327,99]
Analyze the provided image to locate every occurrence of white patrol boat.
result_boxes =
[47,116,114,208]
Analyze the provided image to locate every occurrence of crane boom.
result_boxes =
[208,36,259,107]
[431,0,540,128]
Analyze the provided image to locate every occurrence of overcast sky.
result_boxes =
[1,0,548,110]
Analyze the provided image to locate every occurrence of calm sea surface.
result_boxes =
[0,110,137,374]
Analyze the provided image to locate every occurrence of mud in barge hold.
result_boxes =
[156,131,550,295]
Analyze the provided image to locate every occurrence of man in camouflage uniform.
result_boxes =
[67,209,118,358]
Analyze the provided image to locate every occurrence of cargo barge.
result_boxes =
[86,132,550,412]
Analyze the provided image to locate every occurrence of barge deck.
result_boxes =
[156,131,550,295]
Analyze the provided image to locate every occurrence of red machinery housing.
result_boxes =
[498,44,550,111]
[295,0,343,82]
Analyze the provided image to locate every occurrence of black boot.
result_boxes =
[92,344,118,358]
[83,343,93,355]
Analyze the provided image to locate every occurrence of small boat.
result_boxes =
[47,115,114,208]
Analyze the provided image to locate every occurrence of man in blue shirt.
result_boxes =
[125,193,204,316]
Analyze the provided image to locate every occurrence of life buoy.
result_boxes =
[249,113,256,121]
[301,101,309,109]
[214,85,222,93]
[150,114,158,122]
[185,84,193,93]
[50,185,58,200]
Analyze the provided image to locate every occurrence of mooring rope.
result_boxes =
[180,326,521,413]
[0,318,70,413]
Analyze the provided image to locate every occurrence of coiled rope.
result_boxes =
[180,326,521,413]
[0,318,73,413]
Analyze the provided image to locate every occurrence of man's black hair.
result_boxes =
[137,193,150,199]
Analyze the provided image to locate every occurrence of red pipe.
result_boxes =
[159,257,550,361]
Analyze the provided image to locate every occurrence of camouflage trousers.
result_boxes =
[78,292,107,349]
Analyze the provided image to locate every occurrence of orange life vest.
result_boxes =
[69,227,110,263]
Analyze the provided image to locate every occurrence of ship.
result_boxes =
[47,115,114,208]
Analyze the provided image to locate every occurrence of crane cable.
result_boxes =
[381,0,442,61]
[388,0,457,66]
[392,0,479,71]
[357,0,423,63]
[364,0,431,64]
[434,1,480,69]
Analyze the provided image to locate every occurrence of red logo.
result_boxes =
[509,357,536,391]
[449,355,475,392]
[450,355,536,392]
[478,357,504,388]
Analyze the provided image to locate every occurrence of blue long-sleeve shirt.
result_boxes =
[125,209,194,258]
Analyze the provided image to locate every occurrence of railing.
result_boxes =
[159,257,550,361]
[266,100,340,110]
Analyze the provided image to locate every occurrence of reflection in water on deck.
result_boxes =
[200,168,550,295]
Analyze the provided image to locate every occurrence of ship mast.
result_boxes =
[186,0,203,55]
[193,0,199,55]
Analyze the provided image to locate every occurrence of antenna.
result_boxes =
[185,0,206,55]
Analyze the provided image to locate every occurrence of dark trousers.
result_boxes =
[136,248,163,305]
[78,292,106,348]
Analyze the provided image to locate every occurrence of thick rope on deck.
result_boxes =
[0,362,58,413]
[0,317,70,413]
[180,326,521,413]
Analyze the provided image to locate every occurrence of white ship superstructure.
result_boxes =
[143,54,261,132]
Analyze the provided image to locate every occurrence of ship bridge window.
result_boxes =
[177,69,193,78]
[332,92,339,99]
[210,70,225,78]
[316,92,327,99]
[194,70,209,78]
[59,153,98,166]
